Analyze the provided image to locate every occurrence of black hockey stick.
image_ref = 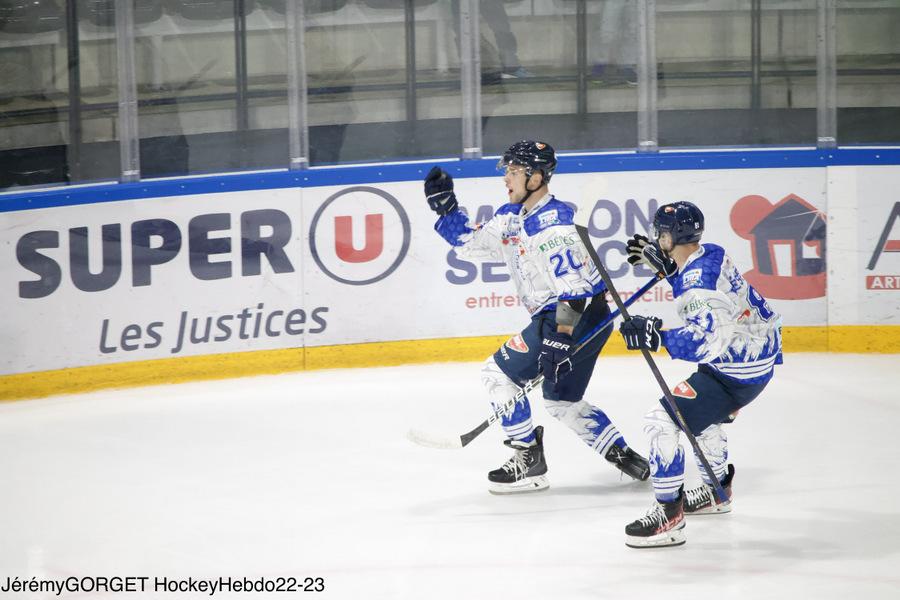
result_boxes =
[407,275,662,450]
[573,224,730,503]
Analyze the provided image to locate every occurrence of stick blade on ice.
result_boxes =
[405,428,463,450]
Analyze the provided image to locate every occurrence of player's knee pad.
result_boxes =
[481,357,518,399]
[481,357,523,412]
[697,424,729,482]
[643,408,681,465]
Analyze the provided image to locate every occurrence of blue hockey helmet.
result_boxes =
[652,201,705,245]
[497,140,557,183]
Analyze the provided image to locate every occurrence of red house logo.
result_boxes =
[730,194,826,300]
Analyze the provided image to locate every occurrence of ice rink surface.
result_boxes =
[2,353,899,600]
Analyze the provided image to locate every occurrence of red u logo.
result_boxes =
[334,214,384,263]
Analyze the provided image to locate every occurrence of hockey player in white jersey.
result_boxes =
[618,201,782,547]
[424,140,649,494]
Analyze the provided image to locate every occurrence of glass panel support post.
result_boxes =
[816,0,837,149]
[65,0,83,182]
[460,0,481,160]
[751,0,762,112]
[637,0,658,153]
[115,0,140,182]
[576,0,587,119]
[287,0,310,170]
[234,0,250,135]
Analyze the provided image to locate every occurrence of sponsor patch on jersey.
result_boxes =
[672,381,697,399]
[538,234,577,253]
[505,335,529,353]
[538,210,560,228]
[682,268,703,288]
[685,298,711,313]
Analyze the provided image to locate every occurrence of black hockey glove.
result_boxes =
[424,166,458,216]
[540,330,575,384]
[619,315,663,352]
[626,234,677,278]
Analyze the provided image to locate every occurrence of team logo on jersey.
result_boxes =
[505,335,529,353]
[730,194,825,299]
[672,381,697,399]
[681,269,703,288]
[538,210,560,228]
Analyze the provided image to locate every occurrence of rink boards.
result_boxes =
[2,150,899,399]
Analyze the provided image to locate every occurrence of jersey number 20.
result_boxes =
[550,249,583,278]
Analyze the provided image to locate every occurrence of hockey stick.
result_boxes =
[406,275,662,450]
[572,223,730,504]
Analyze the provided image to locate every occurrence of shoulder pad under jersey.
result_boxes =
[524,198,575,235]
[495,203,523,217]
[673,244,725,295]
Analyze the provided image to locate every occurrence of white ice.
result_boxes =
[1,353,899,600]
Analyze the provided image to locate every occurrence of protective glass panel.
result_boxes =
[480,0,632,154]
[307,0,461,165]
[245,2,289,169]
[656,0,818,147]
[135,0,285,177]
[585,0,639,149]
[836,1,900,144]
[0,0,119,190]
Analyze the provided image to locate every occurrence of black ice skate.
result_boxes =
[625,491,686,548]
[684,464,735,515]
[488,425,549,495]
[605,445,650,481]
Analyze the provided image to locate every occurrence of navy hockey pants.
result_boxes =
[493,299,612,402]
[661,364,770,434]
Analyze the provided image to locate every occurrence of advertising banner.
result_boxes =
[859,166,900,323]
[2,166,828,375]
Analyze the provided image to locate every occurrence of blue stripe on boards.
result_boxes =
[2,147,900,213]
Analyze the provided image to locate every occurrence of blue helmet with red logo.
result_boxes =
[652,201,704,245]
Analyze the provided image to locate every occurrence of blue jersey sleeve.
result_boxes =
[434,209,473,247]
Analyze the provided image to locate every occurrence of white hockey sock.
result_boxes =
[544,399,624,457]
[644,408,685,501]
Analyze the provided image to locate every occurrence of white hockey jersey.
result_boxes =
[435,194,606,314]
[661,243,783,384]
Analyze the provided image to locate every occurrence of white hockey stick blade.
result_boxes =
[406,428,463,450]
[574,174,608,229]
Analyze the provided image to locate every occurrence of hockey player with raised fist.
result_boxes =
[619,201,782,548]
[424,141,649,494]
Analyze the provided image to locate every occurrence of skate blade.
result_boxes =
[488,475,549,495]
[625,526,686,549]
[686,502,732,516]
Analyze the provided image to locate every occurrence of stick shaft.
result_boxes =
[455,274,661,448]
[574,225,729,503]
